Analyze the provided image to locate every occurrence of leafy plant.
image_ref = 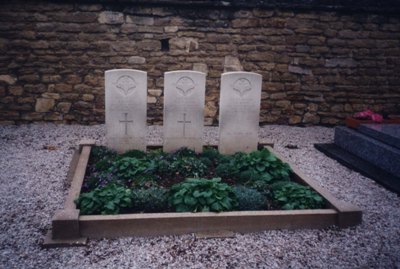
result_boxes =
[149,156,174,179]
[215,148,292,186]
[233,186,266,211]
[130,174,158,188]
[169,178,238,212]
[111,157,151,182]
[131,187,169,213]
[90,146,117,164]
[120,149,147,159]
[270,181,324,210]
[200,147,224,166]
[171,147,197,158]
[82,171,118,191]
[94,158,115,172]
[215,161,240,179]
[76,183,132,215]
[171,156,207,178]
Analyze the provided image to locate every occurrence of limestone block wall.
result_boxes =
[0,0,399,125]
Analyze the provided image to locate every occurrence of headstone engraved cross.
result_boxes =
[163,71,206,153]
[119,112,133,135]
[177,113,191,137]
[218,72,262,154]
[105,69,147,153]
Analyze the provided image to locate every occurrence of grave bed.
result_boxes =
[44,140,362,247]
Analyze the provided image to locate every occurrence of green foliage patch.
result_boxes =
[77,146,325,215]
[131,187,169,213]
[169,178,238,212]
[76,183,132,215]
[270,181,325,210]
[233,186,266,211]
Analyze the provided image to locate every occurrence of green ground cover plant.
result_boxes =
[77,146,325,215]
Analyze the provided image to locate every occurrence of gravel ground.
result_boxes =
[0,123,399,269]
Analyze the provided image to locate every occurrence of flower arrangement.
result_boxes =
[353,109,383,123]
[346,109,400,128]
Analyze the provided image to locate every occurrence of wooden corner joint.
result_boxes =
[335,202,362,229]
[52,209,81,239]
[79,139,96,152]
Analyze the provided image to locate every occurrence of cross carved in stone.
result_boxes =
[177,113,191,137]
[119,112,133,135]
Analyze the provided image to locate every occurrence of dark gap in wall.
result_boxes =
[161,38,170,51]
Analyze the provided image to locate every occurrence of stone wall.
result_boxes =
[0,0,399,125]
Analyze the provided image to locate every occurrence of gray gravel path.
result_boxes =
[0,124,399,269]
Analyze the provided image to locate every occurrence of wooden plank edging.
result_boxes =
[79,209,337,238]
[265,146,362,228]
[50,142,362,243]
[51,140,94,240]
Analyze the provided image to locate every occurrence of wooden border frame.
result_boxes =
[345,117,400,129]
[44,140,362,247]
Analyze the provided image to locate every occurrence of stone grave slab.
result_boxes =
[358,124,400,150]
[163,71,206,153]
[218,72,262,154]
[105,69,147,153]
[334,126,400,177]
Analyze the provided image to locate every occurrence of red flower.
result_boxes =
[354,109,383,123]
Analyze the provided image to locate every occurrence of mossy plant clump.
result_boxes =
[76,147,325,215]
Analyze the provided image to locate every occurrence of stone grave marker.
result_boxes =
[218,72,262,154]
[163,71,206,153]
[358,124,400,150]
[105,69,147,153]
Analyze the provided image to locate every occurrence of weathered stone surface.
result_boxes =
[288,65,313,75]
[147,96,157,103]
[169,38,198,52]
[9,86,23,96]
[126,16,154,25]
[1,2,400,126]
[35,98,55,112]
[164,26,178,33]
[21,112,44,121]
[44,112,63,121]
[42,75,61,83]
[105,69,147,153]
[270,93,287,100]
[82,94,94,101]
[204,101,217,117]
[56,12,98,23]
[193,63,208,74]
[148,89,162,96]
[0,75,17,85]
[289,115,302,124]
[232,19,259,28]
[19,74,41,83]
[0,86,6,97]
[136,40,161,51]
[18,97,35,103]
[128,56,146,64]
[57,102,72,113]
[42,92,60,99]
[163,71,206,153]
[224,56,243,72]
[98,11,124,24]
[54,84,73,93]
[219,72,262,154]
[325,58,357,68]
[303,112,320,124]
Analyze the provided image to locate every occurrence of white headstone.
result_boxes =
[218,72,262,154]
[163,71,206,153]
[105,69,147,153]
